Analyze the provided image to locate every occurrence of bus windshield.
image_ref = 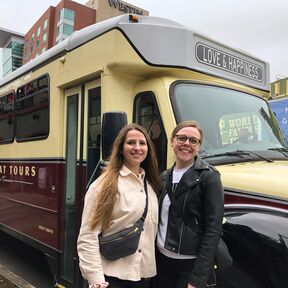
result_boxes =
[170,82,288,162]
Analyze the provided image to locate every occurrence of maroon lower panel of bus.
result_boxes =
[224,191,288,210]
[0,160,65,249]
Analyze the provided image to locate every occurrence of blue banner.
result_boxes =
[269,98,288,140]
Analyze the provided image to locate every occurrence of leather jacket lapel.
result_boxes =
[174,167,200,199]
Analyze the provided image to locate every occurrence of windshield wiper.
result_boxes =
[203,150,250,159]
[203,150,273,163]
[268,147,288,157]
[239,150,273,163]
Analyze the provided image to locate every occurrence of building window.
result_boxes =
[42,33,47,43]
[58,23,74,36]
[31,33,35,42]
[37,26,41,37]
[30,46,33,53]
[36,40,40,48]
[12,57,22,69]
[57,23,74,43]
[59,8,75,22]
[42,47,46,54]
[16,75,49,141]
[63,23,74,35]
[2,41,24,77]
[25,39,29,48]
[275,83,280,96]
[43,19,48,30]
[0,92,15,143]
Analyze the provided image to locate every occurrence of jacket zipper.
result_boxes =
[178,191,189,253]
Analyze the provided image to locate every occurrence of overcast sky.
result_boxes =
[1,0,288,82]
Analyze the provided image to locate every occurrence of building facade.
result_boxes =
[1,0,147,76]
[2,36,24,77]
[23,0,96,64]
[0,28,24,78]
[86,0,148,22]
[270,77,288,98]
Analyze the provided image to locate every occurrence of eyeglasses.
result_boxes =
[175,135,201,146]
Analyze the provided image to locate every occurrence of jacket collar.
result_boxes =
[119,165,145,179]
[169,155,209,174]
[193,154,210,171]
[168,155,209,198]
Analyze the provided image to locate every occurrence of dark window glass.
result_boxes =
[16,75,49,141]
[86,87,101,184]
[25,80,37,96]
[38,76,48,90]
[0,92,14,143]
[134,91,167,171]
[17,86,25,99]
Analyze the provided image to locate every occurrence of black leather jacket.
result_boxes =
[159,156,224,288]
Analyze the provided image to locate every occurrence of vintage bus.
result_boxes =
[0,14,287,288]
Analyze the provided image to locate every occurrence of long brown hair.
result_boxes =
[91,123,160,231]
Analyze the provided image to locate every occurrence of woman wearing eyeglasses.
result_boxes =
[153,120,224,288]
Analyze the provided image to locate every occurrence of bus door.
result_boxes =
[61,79,101,287]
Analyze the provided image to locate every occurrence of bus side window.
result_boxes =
[133,91,167,172]
[15,75,49,141]
[86,87,101,184]
[0,92,14,144]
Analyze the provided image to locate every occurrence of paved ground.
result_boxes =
[0,265,34,288]
[0,231,53,288]
[0,275,17,288]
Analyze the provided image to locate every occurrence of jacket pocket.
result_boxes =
[179,220,201,255]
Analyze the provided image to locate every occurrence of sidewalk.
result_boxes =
[0,265,35,288]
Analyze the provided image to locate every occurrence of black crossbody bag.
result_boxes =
[98,178,148,261]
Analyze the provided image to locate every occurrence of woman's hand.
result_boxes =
[187,284,196,288]
[89,282,109,288]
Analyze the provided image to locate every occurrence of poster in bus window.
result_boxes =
[219,113,259,145]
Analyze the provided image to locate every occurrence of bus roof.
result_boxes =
[0,14,270,91]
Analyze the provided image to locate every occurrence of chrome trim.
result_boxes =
[224,204,288,215]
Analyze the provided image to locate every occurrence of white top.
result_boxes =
[157,164,196,259]
[77,165,158,284]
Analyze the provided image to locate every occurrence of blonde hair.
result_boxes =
[171,120,203,144]
[90,123,160,231]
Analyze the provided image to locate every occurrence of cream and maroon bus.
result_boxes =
[0,14,287,288]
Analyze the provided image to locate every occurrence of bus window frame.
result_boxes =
[0,90,15,144]
[133,91,167,172]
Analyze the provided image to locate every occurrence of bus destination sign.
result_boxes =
[196,42,263,82]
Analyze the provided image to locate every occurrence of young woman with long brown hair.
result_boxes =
[77,123,160,288]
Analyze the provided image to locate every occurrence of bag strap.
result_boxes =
[139,177,148,223]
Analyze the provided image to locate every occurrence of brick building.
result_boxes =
[23,0,96,64]
[1,0,147,76]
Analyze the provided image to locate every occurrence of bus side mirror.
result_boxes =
[102,111,127,161]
